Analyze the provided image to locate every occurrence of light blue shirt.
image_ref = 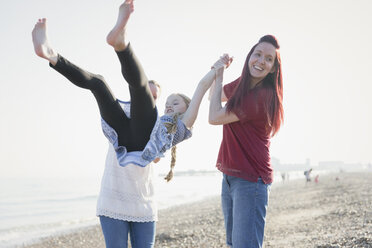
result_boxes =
[101,100,192,167]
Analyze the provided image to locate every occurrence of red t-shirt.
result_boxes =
[216,79,274,184]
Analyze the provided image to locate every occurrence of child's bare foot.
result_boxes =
[106,0,134,51]
[32,18,58,65]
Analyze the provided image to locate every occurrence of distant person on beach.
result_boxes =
[281,172,286,183]
[31,0,231,247]
[304,168,312,183]
[209,36,284,247]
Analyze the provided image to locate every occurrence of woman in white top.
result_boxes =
[31,0,231,247]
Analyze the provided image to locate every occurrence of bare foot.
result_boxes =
[32,18,58,65]
[106,0,134,51]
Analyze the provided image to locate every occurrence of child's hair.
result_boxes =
[164,93,191,182]
[176,93,191,110]
[164,145,177,182]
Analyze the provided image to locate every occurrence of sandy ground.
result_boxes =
[20,172,372,248]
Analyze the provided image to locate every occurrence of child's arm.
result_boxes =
[181,55,232,129]
[180,69,215,129]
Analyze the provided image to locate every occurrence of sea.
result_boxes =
[0,170,321,247]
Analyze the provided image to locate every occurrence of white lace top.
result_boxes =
[96,143,158,222]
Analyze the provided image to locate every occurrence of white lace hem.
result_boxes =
[97,208,157,222]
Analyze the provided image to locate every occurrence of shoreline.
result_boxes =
[19,172,372,248]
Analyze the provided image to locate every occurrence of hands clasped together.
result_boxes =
[212,54,234,82]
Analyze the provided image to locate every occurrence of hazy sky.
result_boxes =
[1,0,371,178]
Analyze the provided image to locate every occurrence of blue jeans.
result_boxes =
[221,174,271,248]
[99,216,156,248]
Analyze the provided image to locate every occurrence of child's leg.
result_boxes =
[107,0,157,151]
[116,45,158,150]
[32,18,131,146]
[50,55,128,132]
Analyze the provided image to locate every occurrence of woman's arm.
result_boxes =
[209,65,239,125]
[208,54,231,102]
[208,81,228,102]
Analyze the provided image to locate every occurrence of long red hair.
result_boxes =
[226,35,284,136]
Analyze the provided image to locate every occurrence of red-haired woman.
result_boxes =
[209,35,284,248]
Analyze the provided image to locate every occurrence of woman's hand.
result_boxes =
[211,54,233,70]
[212,54,233,83]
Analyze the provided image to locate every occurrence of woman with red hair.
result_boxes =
[209,35,284,248]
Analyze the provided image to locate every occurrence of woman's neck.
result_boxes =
[250,78,263,89]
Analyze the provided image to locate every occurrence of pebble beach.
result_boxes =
[20,172,372,248]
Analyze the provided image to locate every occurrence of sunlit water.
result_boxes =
[0,170,322,247]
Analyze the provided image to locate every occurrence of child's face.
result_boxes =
[164,94,187,115]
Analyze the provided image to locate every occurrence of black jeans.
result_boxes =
[51,44,157,152]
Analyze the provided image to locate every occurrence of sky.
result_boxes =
[0,0,371,178]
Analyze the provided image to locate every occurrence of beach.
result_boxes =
[20,172,372,248]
